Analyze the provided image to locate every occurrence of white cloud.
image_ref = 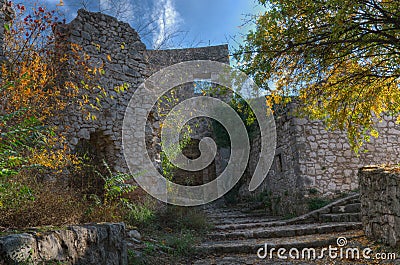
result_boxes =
[151,0,182,48]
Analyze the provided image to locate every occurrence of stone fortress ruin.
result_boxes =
[2,6,400,214]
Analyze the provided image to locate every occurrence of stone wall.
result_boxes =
[359,166,400,247]
[144,45,229,73]
[0,0,13,61]
[237,102,400,215]
[296,113,400,197]
[54,9,148,173]
[52,9,230,178]
[0,223,127,264]
[238,103,307,214]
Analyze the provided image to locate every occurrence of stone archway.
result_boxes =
[72,131,117,195]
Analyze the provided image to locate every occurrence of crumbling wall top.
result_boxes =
[144,44,230,74]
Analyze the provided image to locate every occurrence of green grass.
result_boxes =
[127,205,211,264]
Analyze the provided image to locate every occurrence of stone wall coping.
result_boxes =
[359,165,400,173]
[285,193,360,225]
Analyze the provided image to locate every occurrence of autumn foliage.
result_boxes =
[236,0,400,150]
[0,1,113,227]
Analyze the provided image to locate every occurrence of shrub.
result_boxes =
[164,230,196,256]
[0,181,84,228]
[308,197,331,211]
[126,201,155,226]
[156,206,211,232]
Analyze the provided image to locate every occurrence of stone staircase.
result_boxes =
[195,193,363,257]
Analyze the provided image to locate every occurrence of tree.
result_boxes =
[77,0,135,21]
[235,0,400,150]
[0,1,108,178]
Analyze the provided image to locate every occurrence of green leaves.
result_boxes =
[237,0,400,150]
[95,160,137,206]
[0,181,35,209]
[0,107,47,178]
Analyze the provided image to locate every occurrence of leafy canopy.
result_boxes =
[236,0,400,150]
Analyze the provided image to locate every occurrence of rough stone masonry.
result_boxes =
[359,166,400,247]
[52,9,229,178]
[240,103,400,215]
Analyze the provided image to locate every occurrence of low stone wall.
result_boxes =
[0,223,127,265]
[359,166,400,247]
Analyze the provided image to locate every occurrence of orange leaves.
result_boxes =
[56,0,64,7]
[1,50,63,119]
[29,148,80,172]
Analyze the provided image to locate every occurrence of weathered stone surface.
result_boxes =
[198,200,364,256]
[127,230,141,240]
[359,166,400,247]
[46,8,230,188]
[239,101,400,216]
[0,223,127,265]
[0,233,37,263]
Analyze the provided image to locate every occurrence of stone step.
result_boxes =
[320,213,361,223]
[214,220,288,231]
[203,208,243,214]
[348,198,361,204]
[193,254,362,265]
[203,206,269,215]
[209,216,279,225]
[207,222,362,241]
[207,212,269,219]
[331,203,361,214]
[197,230,364,254]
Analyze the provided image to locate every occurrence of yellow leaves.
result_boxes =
[82,94,89,104]
[89,103,100,111]
[92,42,101,52]
[370,129,379,138]
[114,83,130,93]
[107,54,112,62]
[71,43,82,53]
[27,136,80,172]
[29,148,80,170]
[86,113,97,121]
[56,0,64,7]
[95,97,101,106]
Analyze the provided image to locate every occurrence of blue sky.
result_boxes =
[40,0,265,50]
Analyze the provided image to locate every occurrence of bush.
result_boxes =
[163,230,196,256]
[308,197,332,211]
[126,201,155,226]
[156,206,211,232]
[0,182,84,228]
